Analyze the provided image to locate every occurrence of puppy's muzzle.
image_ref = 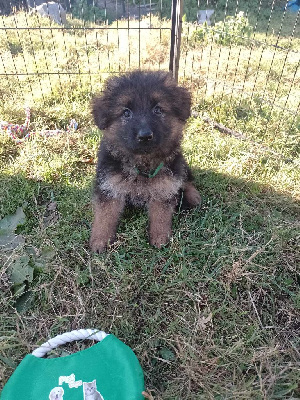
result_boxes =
[137,128,153,142]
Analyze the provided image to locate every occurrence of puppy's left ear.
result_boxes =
[172,86,192,122]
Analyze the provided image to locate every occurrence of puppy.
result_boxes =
[90,71,201,252]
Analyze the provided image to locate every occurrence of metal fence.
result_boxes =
[0,1,172,98]
[0,0,299,142]
[180,1,300,119]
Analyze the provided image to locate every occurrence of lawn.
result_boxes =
[0,2,299,399]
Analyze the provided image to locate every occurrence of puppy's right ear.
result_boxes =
[92,96,110,130]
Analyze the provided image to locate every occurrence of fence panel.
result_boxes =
[0,0,299,155]
[179,1,299,154]
[0,0,172,107]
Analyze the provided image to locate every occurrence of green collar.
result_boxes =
[135,162,164,178]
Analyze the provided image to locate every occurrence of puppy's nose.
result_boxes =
[137,128,153,142]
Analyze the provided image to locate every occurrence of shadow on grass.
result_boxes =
[0,168,299,398]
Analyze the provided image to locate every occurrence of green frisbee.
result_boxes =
[1,329,145,400]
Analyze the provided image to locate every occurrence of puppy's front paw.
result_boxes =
[149,232,171,248]
[90,197,125,253]
[89,234,113,253]
[148,200,174,249]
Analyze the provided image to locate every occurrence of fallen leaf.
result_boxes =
[7,255,33,285]
[0,207,25,232]
[15,290,34,313]
[0,207,26,250]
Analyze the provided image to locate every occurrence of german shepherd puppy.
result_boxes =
[90,70,201,253]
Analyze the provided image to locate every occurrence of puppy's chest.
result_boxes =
[99,167,183,205]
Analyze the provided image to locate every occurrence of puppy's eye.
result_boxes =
[123,108,133,119]
[153,105,163,115]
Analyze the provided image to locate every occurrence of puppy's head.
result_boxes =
[92,71,191,156]
[49,387,64,400]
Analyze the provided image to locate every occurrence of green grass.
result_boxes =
[0,5,300,400]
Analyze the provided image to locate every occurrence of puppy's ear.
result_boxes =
[92,75,122,130]
[172,86,192,122]
[92,96,110,130]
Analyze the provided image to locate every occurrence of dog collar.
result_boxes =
[134,162,164,178]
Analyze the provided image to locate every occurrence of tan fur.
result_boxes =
[90,197,125,252]
[148,199,175,247]
[99,169,183,206]
[183,181,202,207]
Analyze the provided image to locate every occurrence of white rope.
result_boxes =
[32,329,109,358]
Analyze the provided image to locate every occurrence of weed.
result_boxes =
[192,12,253,46]
[72,0,107,23]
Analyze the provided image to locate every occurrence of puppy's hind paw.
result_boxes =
[182,183,202,208]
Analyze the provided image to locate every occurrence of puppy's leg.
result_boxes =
[182,181,202,208]
[90,197,125,253]
[148,199,175,248]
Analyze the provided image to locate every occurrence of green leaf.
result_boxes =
[7,255,33,285]
[0,232,25,250]
[272,383,298,398]
[0,207,25,232]
[0,207,26,250]
[39,246,56,262]
[13,283,26,297]
[77,270,90,285]
[0,355,17,369]
[159,347,176,361]
[15,291,34,314]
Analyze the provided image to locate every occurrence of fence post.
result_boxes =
[169,0,184,82]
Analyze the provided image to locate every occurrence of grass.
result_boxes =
[0,3,300,399]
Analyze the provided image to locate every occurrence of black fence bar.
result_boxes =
[169,0,183,82]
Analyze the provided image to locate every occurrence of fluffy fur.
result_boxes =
[90,70,201,252]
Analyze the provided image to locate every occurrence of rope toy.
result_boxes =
[0,107,78,144]
[31,329,108,358]
[1,328,145,400]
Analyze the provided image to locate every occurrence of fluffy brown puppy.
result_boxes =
[90,70,201,253]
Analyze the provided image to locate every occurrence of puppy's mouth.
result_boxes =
[134,142,157,154]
